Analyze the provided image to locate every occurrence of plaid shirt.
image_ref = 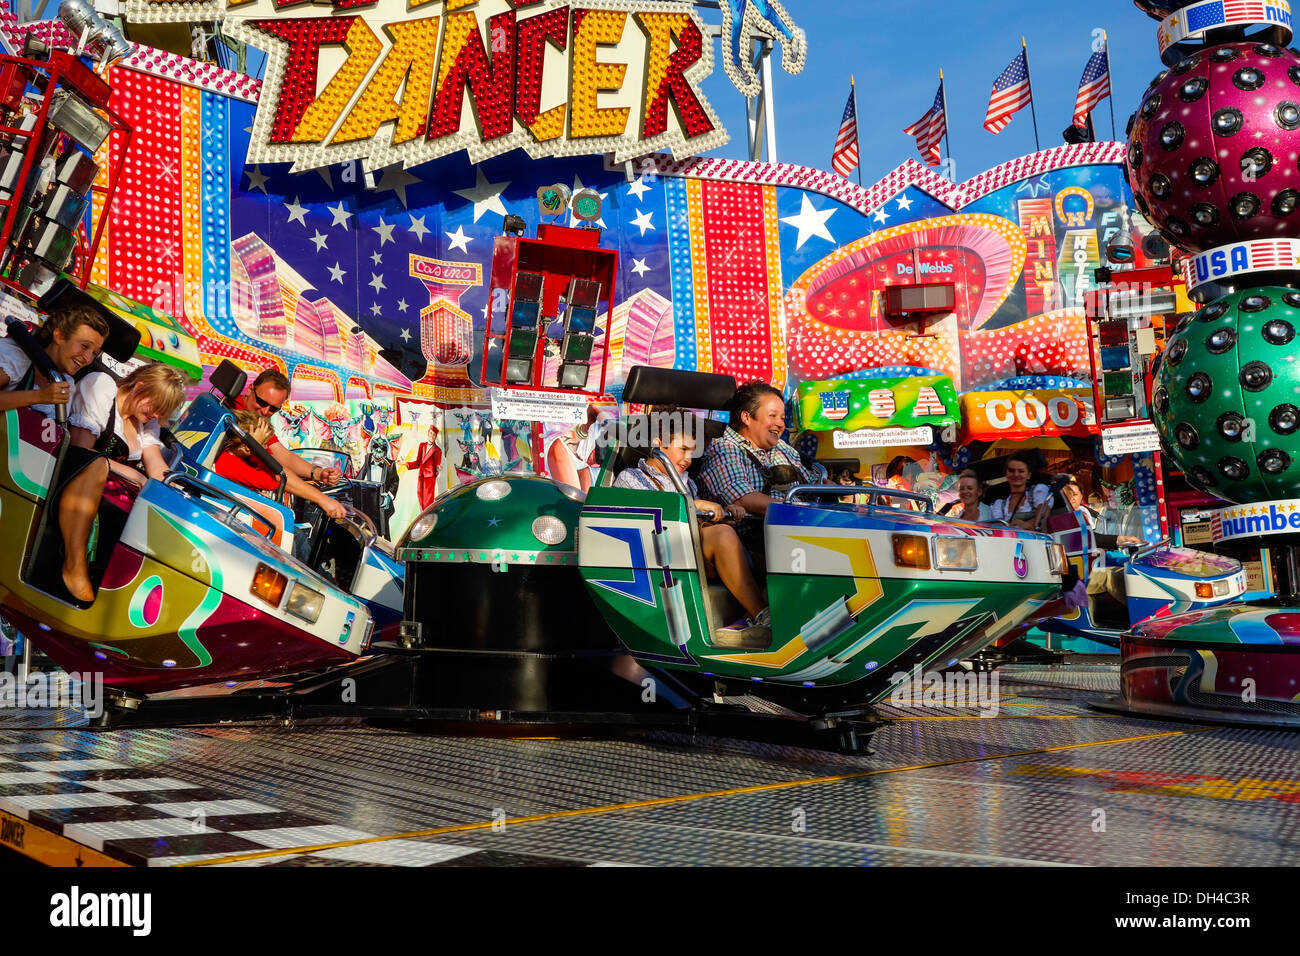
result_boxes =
[614,457,698,496]
[699,427,811,505]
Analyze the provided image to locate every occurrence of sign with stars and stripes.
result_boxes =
[1158,0,1292,61]
[1181,237,1300,298]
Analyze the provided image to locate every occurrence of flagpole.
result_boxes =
[1103,29,1117,141]
[851,74,863,186]
[1021,36,1042,153]
[940,67,954,180]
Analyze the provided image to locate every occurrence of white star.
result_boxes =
[370,250,383,267]
[328,262,346,284]
[400,328,411,342]
[369,272,386,294]
[373,164,420,208]
[373,217,396,246]
[896,193,914,211]
[245,165,269,194]
[446,224,473,253]
[370,303,382,316]
[873,208,890,224]
[630,209,655,236]
[283,196,308,226]
[327,201,353,229]
[310,230,329,252]
[631,257,652,277]
[780,194,835,249]
[397,299,409,313]
[408,213,430,242]
[626,175,653,200]
[454,168,510,223]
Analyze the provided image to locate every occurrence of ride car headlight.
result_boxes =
[407,511,437,543]
[1212,579,1230,596]
[934,537,977,571]
[555,481,586,502]
[1046,544,1067,575]
[250,563,288,608]
[1195,582,1214,598]
[892,533,931,570]
[284,582,325,624]
[532,515,567,546]
[476,480,511,501]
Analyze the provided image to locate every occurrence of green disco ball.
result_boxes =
[1153,286,1300,504]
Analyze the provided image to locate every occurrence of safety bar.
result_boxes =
[650,448,692,498]
[1130,536,1169,558]
[163,472,275,538]
[785,484,934,513]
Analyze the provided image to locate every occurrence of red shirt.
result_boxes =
[215,451,280,492]
[228,395,280,449]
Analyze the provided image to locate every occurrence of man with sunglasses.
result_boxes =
[226,368,344,491]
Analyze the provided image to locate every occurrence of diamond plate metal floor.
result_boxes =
[1,664,1297,866]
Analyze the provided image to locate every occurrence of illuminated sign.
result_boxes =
[126,0,806,172]
[960,388,1095,441]
[797,376,959,432]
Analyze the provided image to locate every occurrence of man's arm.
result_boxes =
[735,491,776,516]
[269,440,342,486]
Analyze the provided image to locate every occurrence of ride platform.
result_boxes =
[0,663,1296,867]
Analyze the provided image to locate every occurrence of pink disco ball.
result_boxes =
[1126,42,1300,253]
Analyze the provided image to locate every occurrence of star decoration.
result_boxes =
[397,298,409,312]
[373,217,396,246]
[872,207,890,224]
[626,175,653,200]
[631,208,655,236]
[408,213,431,242]
[780,194,835,250]
[310,230,329,252]
[245,165,269,194]
[454,168,511,223]
[370,250,383,267]
[328,262,347,283]
[327,201,353,229]
[369,272,387,294]
[631,257,652,277]
[370,303,382,316]
[283,196,308,226]
[896,194,914,211]
[373,164,420,208]
[400,328,411,342]
[446,224,473,253]
[488,516,501,527]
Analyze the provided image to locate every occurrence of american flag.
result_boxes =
[985,49,1032,133]
[903,80,946,166]
[1073,43,1111,126]
[1190,1,1282,32]
[831,84,859,177]
[1249,239,1297,268]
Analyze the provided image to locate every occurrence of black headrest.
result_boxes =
[37,278,139,363]
[623,365,737,410]
[210,359,246,402]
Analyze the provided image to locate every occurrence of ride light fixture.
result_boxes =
[892,533,931,570]
[250,563,288,607]
[531,515,567,546]
[284,582,325,624]
[476,479,512,501]
[933,537,977,571]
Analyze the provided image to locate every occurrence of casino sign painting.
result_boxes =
[0,1,1151,537]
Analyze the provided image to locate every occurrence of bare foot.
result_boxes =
[62,564,94,603]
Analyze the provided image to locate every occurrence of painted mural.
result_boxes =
[0,2,1160,541]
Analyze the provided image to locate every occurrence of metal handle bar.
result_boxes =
[785,484,934,513]
[163,472,275,538]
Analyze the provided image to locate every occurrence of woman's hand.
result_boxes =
[36,380,71,406]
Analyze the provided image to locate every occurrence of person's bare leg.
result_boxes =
[701,524,765,619]
[59,458,108,602]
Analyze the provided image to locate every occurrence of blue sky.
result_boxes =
[693,0,1160,184]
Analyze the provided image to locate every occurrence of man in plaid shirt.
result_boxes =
[700,381,811,516]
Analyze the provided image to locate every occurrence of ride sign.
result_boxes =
[796,376,959,434]
[1212,499,1300,543]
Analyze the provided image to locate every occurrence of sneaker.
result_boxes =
[750,607,771,628]
[712,610,772,650]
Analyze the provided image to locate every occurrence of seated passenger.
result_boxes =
[699,381,812,517]
[988,453,1051,530]
[69,362,188,509]
[214,410,281,493]
[225,368,344,490]
[0,306,111,602]
[1062,481,1143,548]
[616,407,770,635]
[940,469,991,522]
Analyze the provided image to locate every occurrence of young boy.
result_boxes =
[615,406,770,641]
